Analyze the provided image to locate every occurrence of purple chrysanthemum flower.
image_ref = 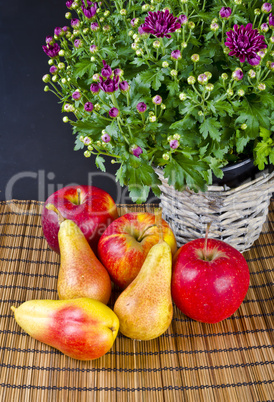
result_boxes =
[136,102,147,113]
[219,7,232,19]
[83,137,91,145]
[45,36,54,44]
[171,49,182,60]
[119,81,129,92]
[138,25,146,36]
[66,0,73,8]
[152,95,162,105]
[269,13,274,26]
[62,26,69,33]
[101,60,112,78]
[89,45,98,54]
[90,22,99,31]
[109,107,119,118]
[90,82,100,94]
[232,68,244,81]
[99,76,120,93]
[142,10,181,38]
[131,18,136,27]
[54,27,62,36]
[74,39,82,48]
[261,23,269,32]
[131,146,143,158]
[170,139,179,149]
[71,18,80,28]
[114,68,123,76]
[49,65,57,74]
[72,90,81,100]
[101,133,111,143]
[178,14,188,25]
[42,43,60,58]
[84,102,94,112]
[262,3,272,13]
[82,1,97,18]
[225,23,267,65]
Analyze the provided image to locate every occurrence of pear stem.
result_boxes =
[154,207,164,243]
[11,306,16,313]
[46,203,65,224]
[203,222,212,261]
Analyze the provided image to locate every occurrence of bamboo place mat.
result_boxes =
[0,200,273,402]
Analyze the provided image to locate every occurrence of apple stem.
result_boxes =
[46,203,65,224]
[137,224,157,242]
[203,222,211,261]
[154,207,164,243]
[77,188,81,205]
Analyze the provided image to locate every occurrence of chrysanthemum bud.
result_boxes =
[162,153,170,161]
[89,45,98,53]
[120,8,127,15]
[153,40,161,49]
[101,133,111,143]
[179,92,187,100]
[206,83,214,91]
[232,68,243,81]
[136,102,147,113]
[198,73,208,84]
[234,0,242,4]
[210,22,219,31]
[58,62,65,69]
[83,137,92,145]
[262,3,272,13]
[63,116,69,123]
[261,23,269,32]
[52,75,58,82]
[221,73,228,80]
[181,41,187,48]
[170,69,178,77]
[104,10,110,17]
[191,54,199,62]
[84,150,91,158]
[170,139,179,149]
[198,111,204,116]
[188,21,195,29]
[152,95,162,105]
[258,83,266,91]
[237,89,245,97]
[58,50,65,57]
[142,4,150,11]
[241,124,247,130]
[162,61,169,68]
[160,104,166,110]
[44,86,49,92]
[94,103,101,111]
[227,89,234,96]
[171,50,182,60]
[248,69,256,78]
[61,78,67,84]
[149,115,157,122]
[173,133,180,140]
[254,8,261,15]
[187,76,196,84]
[42,74,51,83]
[88,145,94,151]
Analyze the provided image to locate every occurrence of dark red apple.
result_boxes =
[171,238,250,323]
[41,185,118,254]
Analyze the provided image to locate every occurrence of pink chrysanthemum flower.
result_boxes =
[225,23,267,66]
[142,10,181,38]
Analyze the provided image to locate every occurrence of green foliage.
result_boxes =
[43,0,274,203]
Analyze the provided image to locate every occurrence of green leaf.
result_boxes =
[139,69,165,91]
[199,118,222,141]
[95,155,106,172]
[164,155,208,192]
[269,148,274,164]
[167,80,180,96]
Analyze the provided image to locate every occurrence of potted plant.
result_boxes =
[42,0,274,250]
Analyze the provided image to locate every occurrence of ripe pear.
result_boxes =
[46,204,111,304]
[114,208,173,341]
[11,298,119,360]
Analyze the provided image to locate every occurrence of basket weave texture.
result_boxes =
[155,167,274,253]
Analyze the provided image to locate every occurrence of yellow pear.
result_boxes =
[114,208,173,341]
[46,204,112,304]
[11,298,119,360]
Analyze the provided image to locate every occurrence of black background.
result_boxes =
[0,1,150,205]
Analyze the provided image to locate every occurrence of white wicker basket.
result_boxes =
[155,167,274,253]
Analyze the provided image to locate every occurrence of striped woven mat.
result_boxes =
[0,200,273,401]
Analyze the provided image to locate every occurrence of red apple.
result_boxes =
[97,212,177,289]
[171,238,250,323]
[41,185,118,254]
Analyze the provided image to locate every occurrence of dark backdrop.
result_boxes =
[0,1,153,205]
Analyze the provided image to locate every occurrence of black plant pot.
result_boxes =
[212,158,260,188]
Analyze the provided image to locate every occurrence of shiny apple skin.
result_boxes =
[171,238,250,323]
[41,185,118,254]
[97,212,177,289]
